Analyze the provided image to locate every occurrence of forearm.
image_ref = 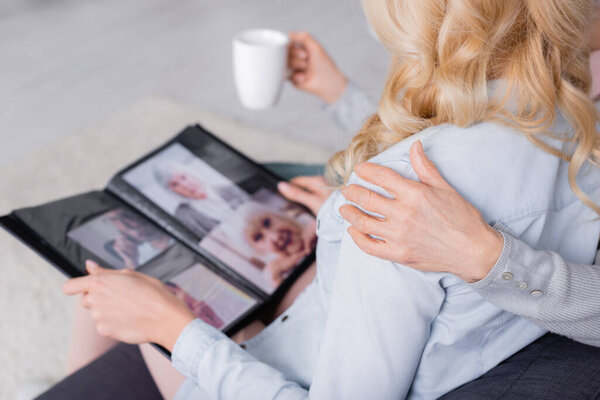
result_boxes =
[171,319,308,399]
[325,81,376,135]
[471,226,600,347]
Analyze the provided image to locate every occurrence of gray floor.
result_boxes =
[0,0,389,168]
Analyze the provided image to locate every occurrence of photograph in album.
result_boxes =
[200,188,317,293]
[0,125,316,339]
[123,143,250,240]
[68,207,175,270]
[166,262,257,330]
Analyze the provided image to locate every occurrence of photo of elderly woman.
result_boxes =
[200,189,316,293]
[165,263,257,330]
[67,207,174,270]
[123,143,249,239]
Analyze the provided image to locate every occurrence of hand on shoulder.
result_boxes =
[339,141,504,283]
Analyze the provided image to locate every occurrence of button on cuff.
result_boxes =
[501,272,514,281]
[516,281,528,290]
[469,229,514,290]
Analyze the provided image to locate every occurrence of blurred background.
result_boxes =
[0,0,389,168]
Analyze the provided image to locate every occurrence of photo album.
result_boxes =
[0,125,317,335]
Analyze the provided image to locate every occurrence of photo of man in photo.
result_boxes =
[152,161,248,237]
[123,143,250,239]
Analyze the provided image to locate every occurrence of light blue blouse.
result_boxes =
[171,99,600,399]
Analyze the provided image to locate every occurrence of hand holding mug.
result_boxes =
[288,31,348,104]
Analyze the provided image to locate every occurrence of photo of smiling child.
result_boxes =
[200,188,316,293]
[121,143,316,292]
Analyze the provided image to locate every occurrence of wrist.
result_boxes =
[320,74,348,104]
[154,306,195,352]
[460,225,504,283]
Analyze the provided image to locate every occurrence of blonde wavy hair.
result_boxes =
[327,0,600,214]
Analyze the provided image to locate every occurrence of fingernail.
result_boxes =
[86,260,98,270]
[278,182,290,192]
[340,186,348,197]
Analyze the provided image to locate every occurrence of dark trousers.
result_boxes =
[38,342,162,400]
[441,333,600,399]
[38,333,600,400]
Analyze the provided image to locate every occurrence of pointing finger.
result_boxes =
[353,163,419,197]
[347,226,391,259]
[278,182,320,212]
[63,276,92,296]
[341,184,391,214]
[289,176,330,194]
[86,260,110,275]
[409,141,449,188]
[339,204,389,237]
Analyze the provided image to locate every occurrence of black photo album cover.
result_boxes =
[0,125,316,335]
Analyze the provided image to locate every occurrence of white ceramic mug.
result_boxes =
[233,29,290,110]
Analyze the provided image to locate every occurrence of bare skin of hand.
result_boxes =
[339,141,504,283]
[63,261,195,352]
[288,31,348,104]
[278,175,333,216]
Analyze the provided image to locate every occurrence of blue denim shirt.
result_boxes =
[171,110,600,399]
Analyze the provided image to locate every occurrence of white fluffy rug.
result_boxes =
[0,97,330,399]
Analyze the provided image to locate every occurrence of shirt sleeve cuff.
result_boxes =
[324,81,375,135]
[324,81,357,112]
[171,318,225,380]
[469,223,515,290]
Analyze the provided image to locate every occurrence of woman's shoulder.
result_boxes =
[367,121,541,189]
[361,121,578,224]
[370,121,531,166]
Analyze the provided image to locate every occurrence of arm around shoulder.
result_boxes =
[339,139,600,347]
[471,226,600,347]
